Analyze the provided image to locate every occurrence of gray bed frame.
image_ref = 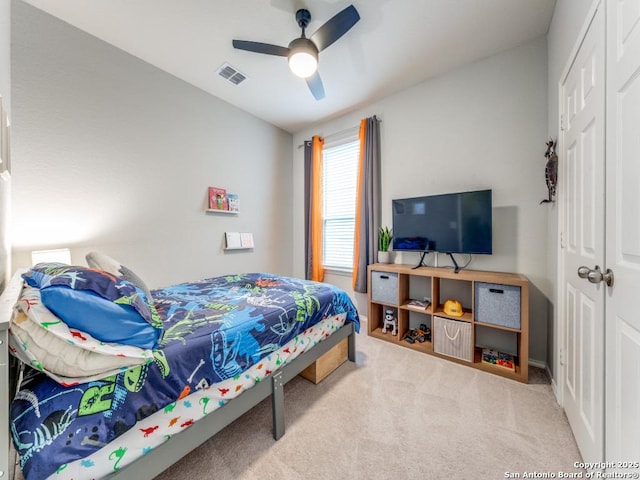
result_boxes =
[0,270,357,479]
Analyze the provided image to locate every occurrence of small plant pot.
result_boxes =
[378,251,391,264]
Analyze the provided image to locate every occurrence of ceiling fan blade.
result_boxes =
[305,71,325,100]
[309,4,360,52]
[232,40,289,57]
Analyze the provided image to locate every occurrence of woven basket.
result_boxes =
[433,316,473,362]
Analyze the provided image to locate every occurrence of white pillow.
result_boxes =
[10,286,153,384]
[86,251,153,299]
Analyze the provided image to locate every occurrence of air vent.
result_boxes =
[217,63,247,85]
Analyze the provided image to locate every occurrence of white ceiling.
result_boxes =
[22,0,557,134]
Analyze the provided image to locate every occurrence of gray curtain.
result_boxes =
[353,116,381,293]
[303,140,313,280]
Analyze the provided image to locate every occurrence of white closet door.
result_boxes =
[561,3,606,464]
[605,0,640,466]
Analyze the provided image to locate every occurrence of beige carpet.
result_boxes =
[154,320,582,480]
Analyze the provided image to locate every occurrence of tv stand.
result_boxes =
[412,251,428,269]
[411,252,461,272]
[447,253,460,273]
[367,264,529,383]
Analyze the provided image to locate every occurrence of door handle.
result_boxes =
[577,265,614,287]
[577,266,591,279]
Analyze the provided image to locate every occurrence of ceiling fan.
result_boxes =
[232,4,360,100]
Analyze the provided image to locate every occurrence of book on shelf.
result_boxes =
[227,193,239,212]
[240,232,254,248]
[225,232,242,249]
[208,186,228,210]
[225,232,254,249]
[407,299,431,310]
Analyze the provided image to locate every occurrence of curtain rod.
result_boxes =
[296,118,381,149]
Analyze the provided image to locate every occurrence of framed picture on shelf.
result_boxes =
[208,186,228,210]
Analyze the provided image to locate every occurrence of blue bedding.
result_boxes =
[10,273,359,480]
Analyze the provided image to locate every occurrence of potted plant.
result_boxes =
[378,226,393,263]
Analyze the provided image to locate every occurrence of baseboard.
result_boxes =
[528,358,546,369]
[548,365,561,404]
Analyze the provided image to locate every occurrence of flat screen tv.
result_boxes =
[392,189,493,256]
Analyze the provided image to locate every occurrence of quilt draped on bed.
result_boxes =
[10,273,359,480]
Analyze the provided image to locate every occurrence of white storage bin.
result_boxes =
[433,316,473,362]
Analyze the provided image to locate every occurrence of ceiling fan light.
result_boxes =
[287,38,318,78]
[289,51,317,78]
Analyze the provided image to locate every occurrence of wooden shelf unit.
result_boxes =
[367,263,529,383]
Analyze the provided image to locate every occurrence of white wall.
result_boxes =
[292,37,550,365]
[0,0,10,292]
[546,0,595,379]
[0,0,9,111]
[10,1,293,288]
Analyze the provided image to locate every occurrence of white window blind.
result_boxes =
[322,138,360,271]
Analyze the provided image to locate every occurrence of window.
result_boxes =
[322,137,360,271]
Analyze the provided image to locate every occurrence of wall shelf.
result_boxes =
[206,208,238,215]
[224,232,254,250]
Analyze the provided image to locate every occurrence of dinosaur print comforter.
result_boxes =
[10,273,360,480]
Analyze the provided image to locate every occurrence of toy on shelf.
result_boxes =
[481,348,516,372]
[443,299,464,317]
[403,323,431,344]
[381,309,397,336]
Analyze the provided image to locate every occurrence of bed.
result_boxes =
[0,261,359,480]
